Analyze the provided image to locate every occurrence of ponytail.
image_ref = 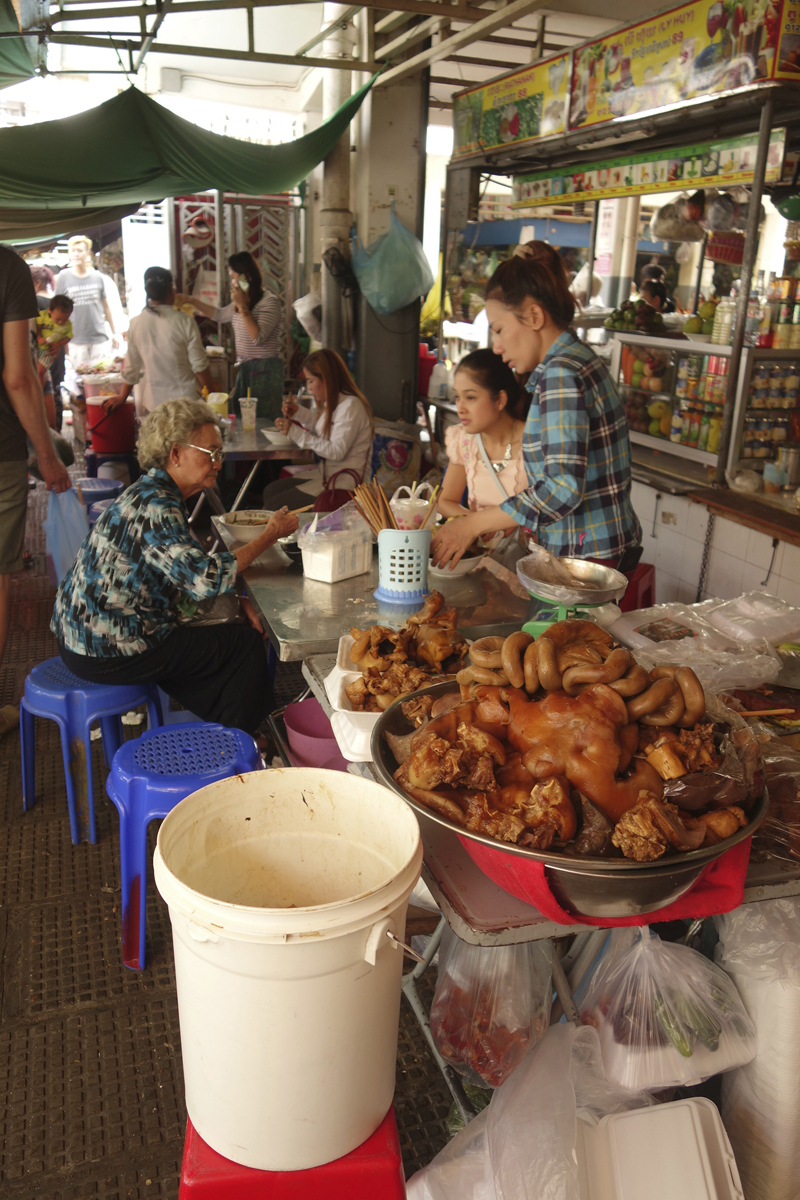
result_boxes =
[485,241,575,329]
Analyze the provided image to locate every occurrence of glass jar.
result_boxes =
[711,298,735,345]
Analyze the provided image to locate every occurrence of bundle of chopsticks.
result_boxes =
[353,481,440,536]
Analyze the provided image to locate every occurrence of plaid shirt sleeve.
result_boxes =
[500,359,589,534]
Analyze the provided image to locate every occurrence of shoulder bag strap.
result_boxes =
[476,435,511,501]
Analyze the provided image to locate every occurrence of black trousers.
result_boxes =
[60,624,271,735]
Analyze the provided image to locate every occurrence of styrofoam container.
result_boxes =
[301,528,373,584]
[576,1098,744,1200]
[331,710,374,762]
[592,1011,756,1091]
[154,768,422,1171]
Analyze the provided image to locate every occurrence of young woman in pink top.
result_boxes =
[438,349,529,557]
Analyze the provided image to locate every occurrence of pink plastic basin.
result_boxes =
[284,697,338,763]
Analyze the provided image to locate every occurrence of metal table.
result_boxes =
[190,418,313,528]
[244,557,532,662]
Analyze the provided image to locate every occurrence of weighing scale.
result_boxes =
[515,555,628,637]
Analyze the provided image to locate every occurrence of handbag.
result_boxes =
[313,468,362,513]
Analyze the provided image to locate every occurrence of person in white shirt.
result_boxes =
[105,267,212,415]
[55,235,120,368]
[265,349,374,510]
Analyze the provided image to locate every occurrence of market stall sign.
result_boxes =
[510,128,786,209]
[452,53,570,158]
[569,0,779,131]
[452,0,793,157]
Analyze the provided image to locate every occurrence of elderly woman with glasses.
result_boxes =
[51,398,297,734]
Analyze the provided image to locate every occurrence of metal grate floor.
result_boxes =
[0,478,451,1197]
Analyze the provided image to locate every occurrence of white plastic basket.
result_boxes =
[374,529,431,604]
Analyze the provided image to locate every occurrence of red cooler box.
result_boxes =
[86,396,136,453]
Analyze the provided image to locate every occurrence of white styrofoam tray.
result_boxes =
[576,1098,744,1200]
[592,1012,755,1091]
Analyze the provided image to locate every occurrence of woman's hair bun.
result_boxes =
[486,240,575,329]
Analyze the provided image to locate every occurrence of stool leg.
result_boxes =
[99,715,123,769]
[63,697,95,844]
[119,806,151,970]
[56,716,81,844]
[20,702,36,812]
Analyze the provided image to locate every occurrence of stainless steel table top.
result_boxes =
[221,418,313,464]
[244,555,532,662]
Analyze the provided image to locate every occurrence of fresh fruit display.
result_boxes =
[605,298,665,333]
[619,345,673,437]
[683,300,718,339]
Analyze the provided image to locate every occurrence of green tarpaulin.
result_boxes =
[0,72,375,231]
[0,0,34,90]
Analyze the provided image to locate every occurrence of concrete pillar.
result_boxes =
[321,3,355,355]
[351,37,428,422]
[618,196,641,304]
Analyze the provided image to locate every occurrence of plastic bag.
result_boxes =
[605,600,781,691]
[715,899,800,1200]
[42,489,89,587]
[370,420,422,494]
[430,928,552,1088]
[749,732,800,866]
[351,205,434,315]
[580,928,756,1091]
[407,1023,649,1200]
[292,291,321,341]
[702,590,800,645]
[650,199,705,242]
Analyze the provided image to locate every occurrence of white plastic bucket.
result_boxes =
[153,768,422,1171]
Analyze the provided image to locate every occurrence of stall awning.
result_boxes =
[0,73,375,215]
[0,0,34,90]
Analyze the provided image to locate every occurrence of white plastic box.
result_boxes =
[300,528,372,584]
[576,1098,744,1200]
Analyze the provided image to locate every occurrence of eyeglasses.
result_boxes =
[183,443,225,466]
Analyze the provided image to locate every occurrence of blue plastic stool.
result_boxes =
[74,477,124,505]
[106,722,262,970]
[20,657,163,844]
[88,498,116,527]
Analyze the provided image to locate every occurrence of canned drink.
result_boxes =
[781,276,798,300]
[779,302,794,324]
[774,324,793,349]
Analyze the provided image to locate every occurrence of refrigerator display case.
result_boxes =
[610,334,800,486]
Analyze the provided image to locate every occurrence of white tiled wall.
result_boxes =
[630,482,799,606]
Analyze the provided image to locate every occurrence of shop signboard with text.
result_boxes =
[510,129,786,209]
[452,53,570,157]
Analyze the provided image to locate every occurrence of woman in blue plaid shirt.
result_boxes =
[432,242,641,571]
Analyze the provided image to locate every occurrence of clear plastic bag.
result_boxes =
[662,691,764,813]
[702,590,800,645]
[605,600,781,692]
[351,205,434,316]
[747,731,800,867]
[407,1023,649,1200]
[580,928,756,1091]
[430,928,552,1088]
[42,488,89,586]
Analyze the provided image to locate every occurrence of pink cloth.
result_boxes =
[444,423,527,510]
[459,836,752,928]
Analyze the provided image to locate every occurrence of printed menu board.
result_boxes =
[511,129,786,208]
[452,53,570,158]
[569,0,780,130]
[775,1,800,76]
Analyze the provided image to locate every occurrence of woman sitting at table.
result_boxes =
[263,348,375,511]
[176,251,283,421]
[51,398,298,735]
[438,349,529,560]
[432,242,641,572]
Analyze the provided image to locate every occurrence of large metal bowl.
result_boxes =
[516,555,628,607]
[370,681,768,918]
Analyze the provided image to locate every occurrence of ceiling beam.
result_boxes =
[294,4,360,56]
[375,13,442,58]
[45,0,490,26]
[134,0,172,70]
[47,31,379,69]
[430,74,480,86]
[374,10,413,33]
[376,0,549,85]
[448,52,525,67]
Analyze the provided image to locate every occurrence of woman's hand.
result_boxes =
[431,513,482,569]
[264,506,299,543]
[102,392,127,413]
[274,417,291,435]
[231,283,250,314]
[174,293,192,308]
[282,396,298,419]
[240,595,264,636]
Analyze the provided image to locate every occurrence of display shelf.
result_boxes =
[629,430,718,465]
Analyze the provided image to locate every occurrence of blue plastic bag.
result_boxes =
[43,489,90,587]
[351,205,434,315]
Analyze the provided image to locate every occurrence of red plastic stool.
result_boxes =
[619,561,655,613]
[179,1107,406,1199]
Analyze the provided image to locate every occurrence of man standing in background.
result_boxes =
[55,235,120,367]
[0,244,71,738]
